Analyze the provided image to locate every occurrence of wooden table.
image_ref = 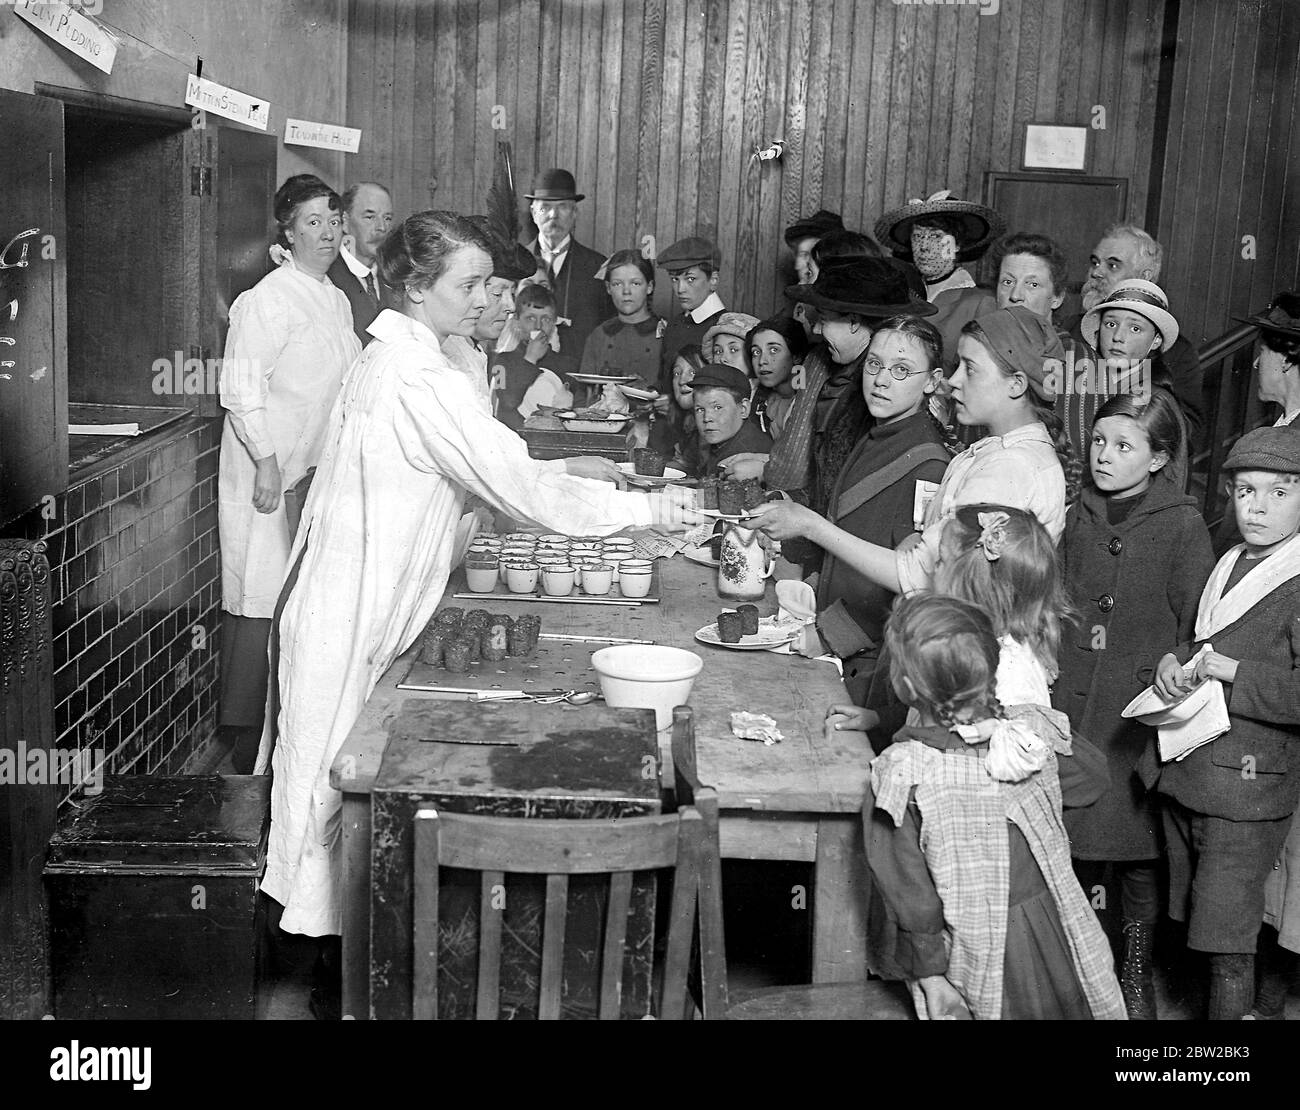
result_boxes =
[331,556,875,1019]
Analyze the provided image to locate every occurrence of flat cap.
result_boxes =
[688,362,751,396]
[657,236,721,272]
[1222,425,1300,475]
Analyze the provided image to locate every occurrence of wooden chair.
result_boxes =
[411,805,707,1020]
[668,705,914,1021]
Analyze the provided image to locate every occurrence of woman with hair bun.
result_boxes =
[259,211,698,981]
[217,174,361,773]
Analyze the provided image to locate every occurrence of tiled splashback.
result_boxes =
[2,417,223,801]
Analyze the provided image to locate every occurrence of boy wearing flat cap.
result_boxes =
[1141,425,1300,1019]
[656,236,726,391]
[690,363,773,478]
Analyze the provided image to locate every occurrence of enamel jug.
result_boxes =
[716,522,773,602]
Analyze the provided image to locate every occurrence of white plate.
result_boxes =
[682,545,720,568]
[561,415,630,433]
[619,385,660,400]
[616,462,686,488]
[569,373,640,384]
[695,615,799,651]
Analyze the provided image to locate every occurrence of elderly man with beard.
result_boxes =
[1070,224,1204,454]
[522,168,611,358]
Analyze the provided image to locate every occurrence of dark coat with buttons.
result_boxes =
[1137,555,1300,823]
[1054,476,1215,859]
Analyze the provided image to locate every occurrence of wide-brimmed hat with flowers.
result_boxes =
[874,190,1006,261]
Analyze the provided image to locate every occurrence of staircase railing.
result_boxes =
[1193,318,1264,527]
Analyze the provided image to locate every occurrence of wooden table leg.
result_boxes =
[811,815,870,983]
[340,790,370,1019]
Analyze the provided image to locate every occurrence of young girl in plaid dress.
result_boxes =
[864,593,1126,1020]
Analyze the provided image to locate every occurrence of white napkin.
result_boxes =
[1128,644,1231,762]
[776,579,816,623]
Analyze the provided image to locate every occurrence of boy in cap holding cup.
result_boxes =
[1142,425,1300,1019]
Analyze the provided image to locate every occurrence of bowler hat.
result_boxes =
[785,256,935,318]
[524,168,584,202]
[1234,291,1300,341]
[1222,425,1300,475]
[657,236,722,272]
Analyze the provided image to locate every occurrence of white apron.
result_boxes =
[218,260,361,617]
[259,310,652,935]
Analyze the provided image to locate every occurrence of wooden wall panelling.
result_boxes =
[945,11,980,209]
[1254,2,1300,312]
[675,0,707,266]
[1236,1,1283,322]
[736,0,771,316]
[391,1,417,221]
[411,0,437,215]
[475,0,501,218]
[655,0,687,273]
[552,2,578,204]
[713,0,749,311]
[907,3,939,201]
[454,0,480,211]
[635,0,665,306]
[797,0,830,224]
[845,0,878,239]
[926,3,960,197]
[595,0,626,254]
[430,0,458,211]
[817,0,853,222]
[614,0,645,254]
[371,0,398,209]
[776,0,813,308]
[754,0,788,317]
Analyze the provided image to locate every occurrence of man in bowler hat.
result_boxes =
[522,168,611,358]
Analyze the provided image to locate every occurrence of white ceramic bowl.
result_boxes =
[590,645,704,730]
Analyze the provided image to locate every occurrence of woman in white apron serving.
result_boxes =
[258,212,695,1012]
[217,176,362,773]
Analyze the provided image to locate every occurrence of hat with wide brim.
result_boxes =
[1081,279,1179,351]
[785,256,936,318]
[874,190,1006,261]
[1233,291,1300,340]
[523,168,584,202]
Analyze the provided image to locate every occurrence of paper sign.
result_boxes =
[285,118,362,154]
[13,1,118,75]
[184,74,270,131]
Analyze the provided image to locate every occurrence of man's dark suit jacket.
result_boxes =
[327,255,383,346]
[525,237,612,360]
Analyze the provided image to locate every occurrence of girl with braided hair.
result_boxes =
[863,593,1126,1021]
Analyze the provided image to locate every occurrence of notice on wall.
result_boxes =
[184,74,270,131]
[13,1,119,75]
[285,118,362,154]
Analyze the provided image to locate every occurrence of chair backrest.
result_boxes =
[669,704,730,1019]
[412,806,705,1020]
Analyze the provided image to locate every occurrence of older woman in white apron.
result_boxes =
[257,213,694,1008]
[217,176,361,774]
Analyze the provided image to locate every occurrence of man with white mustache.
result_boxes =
[1070,224,1204,456]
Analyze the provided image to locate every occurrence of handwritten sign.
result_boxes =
[13,1,118,75]
[285,118,362,154]
[184,74,270,131]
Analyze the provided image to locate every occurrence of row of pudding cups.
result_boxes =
[464,534,651,597]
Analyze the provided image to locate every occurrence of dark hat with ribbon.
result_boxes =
[874,189,1006,262]
[1223,424,1300,475]
[656,236,722,272]
[1234,291,1300,341]
[523,168,584,202]
[785,255,936,318]
[783,209,845,248]
[467,216,537,282]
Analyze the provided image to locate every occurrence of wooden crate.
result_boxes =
[45,775,270,1020]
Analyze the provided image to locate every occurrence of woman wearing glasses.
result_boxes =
[754,316,953,701]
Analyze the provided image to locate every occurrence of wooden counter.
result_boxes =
[332,555,875,1018]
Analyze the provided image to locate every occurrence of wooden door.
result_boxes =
[0,89,68,524]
